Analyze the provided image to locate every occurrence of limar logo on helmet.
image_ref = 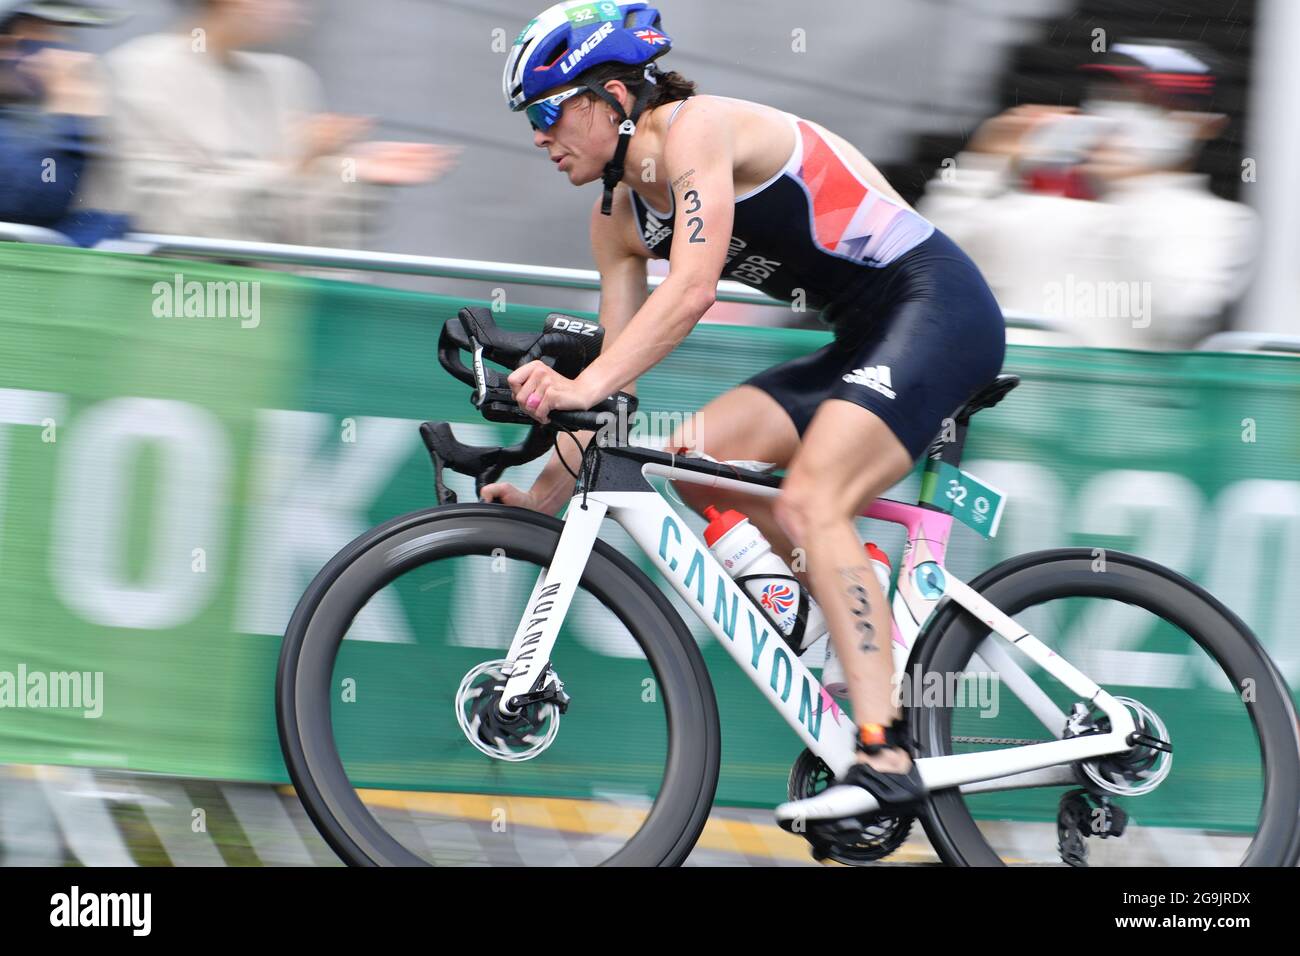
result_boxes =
[559,20,616,74]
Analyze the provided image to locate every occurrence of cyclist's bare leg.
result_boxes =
[773,399,914,773]
[668,385,803,567]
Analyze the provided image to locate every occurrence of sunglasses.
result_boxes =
[526,86,585,132]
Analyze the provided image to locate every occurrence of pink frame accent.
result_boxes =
[861,497,956,648]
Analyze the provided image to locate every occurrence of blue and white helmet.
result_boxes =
[503,1,672,113]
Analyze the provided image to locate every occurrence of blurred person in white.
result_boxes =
[83,0,458,246]
[920,40,1257,351]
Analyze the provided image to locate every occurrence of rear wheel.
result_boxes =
[277,504,721,866]
[912,549,1300,866]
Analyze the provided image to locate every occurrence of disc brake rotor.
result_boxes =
[454,659,564,762]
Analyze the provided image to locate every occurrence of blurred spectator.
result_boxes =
[921,40,1257,350]
[83,0,458,246]
[0,0,130,246]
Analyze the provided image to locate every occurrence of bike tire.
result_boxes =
[910,548,1300,867]
[276,503,722,866]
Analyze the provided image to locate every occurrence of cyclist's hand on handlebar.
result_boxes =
[479,481,542,511]
[507,360,599,424]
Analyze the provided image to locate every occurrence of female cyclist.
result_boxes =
[483,1,1007,829]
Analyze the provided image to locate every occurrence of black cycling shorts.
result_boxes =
[744,228,1006,461]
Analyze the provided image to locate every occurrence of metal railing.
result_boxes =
[105,232,1076,335]
[0,222,75,246]
[100,232,789,307]
[1196,331,1300,355]
[1,223,1286,348]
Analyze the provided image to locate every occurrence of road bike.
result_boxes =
[277,307,1300,866]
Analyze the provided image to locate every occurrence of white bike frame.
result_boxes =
[496,458,1136,817]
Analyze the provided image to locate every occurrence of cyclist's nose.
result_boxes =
[533,127,552,149]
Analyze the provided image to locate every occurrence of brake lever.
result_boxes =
[436,314,477,387]
[468,334,489,406]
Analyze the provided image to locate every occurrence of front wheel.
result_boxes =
[911,548,1300,867]
[277,504,721,866]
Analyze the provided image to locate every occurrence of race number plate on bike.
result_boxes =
[919,463,1006,538]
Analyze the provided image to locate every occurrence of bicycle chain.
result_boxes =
[951,735,1052,747]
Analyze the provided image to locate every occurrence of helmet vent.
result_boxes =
[542,41,570,68]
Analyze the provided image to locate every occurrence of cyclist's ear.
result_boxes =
[600,79,633,114]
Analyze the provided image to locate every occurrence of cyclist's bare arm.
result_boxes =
[484,101,735,512]
[590,186,655,390]
[481,186,649,512]
[576,99,736,400]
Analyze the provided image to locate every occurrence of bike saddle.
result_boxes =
[953,373,1020,424]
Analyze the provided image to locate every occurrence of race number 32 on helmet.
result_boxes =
[503,1,674,214]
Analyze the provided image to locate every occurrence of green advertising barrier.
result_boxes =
[1,242,1299,826]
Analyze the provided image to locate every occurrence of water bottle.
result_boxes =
[702,505,825,655]
[821,542,893,699]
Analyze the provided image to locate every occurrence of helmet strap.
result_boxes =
[586,65,660,216]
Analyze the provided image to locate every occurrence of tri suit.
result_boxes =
[627,100,1006,460]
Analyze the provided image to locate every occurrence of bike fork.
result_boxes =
[497,496,607,713]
